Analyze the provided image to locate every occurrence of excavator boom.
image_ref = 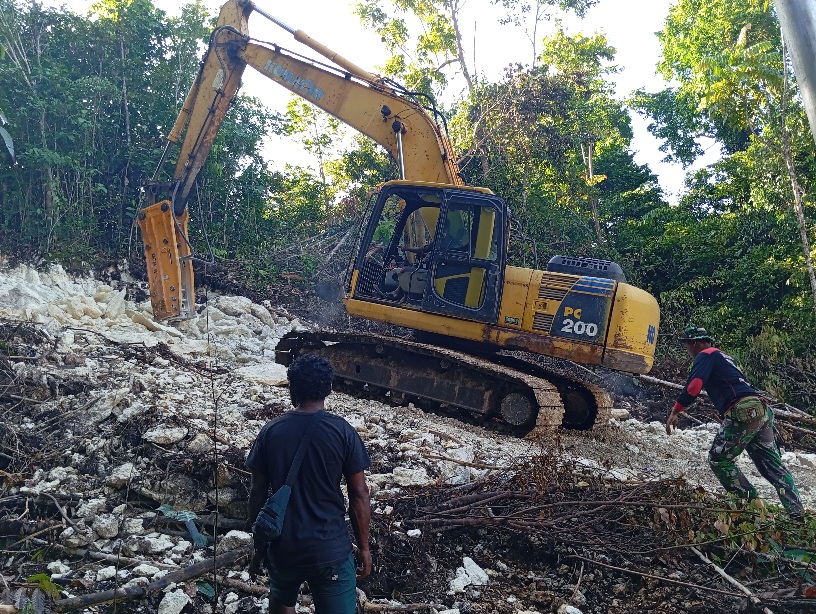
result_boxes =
[137,0,462,319]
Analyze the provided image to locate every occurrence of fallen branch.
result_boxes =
[427,429,467,446]
[415,498,769,523]
[638,375,815,424]
[363,601,444,612]
[567,554,740,597]
[691,546,774,614]
[86,550,179,570]
[321,225,355,269]
[42,492,77,530]
[638,374,688,391]
[9,524,63,547]
[570,561,585,601]
[52,545,252,612]
[1,394,44,404]
[776,422,816,437]
[215,575,268,597]
[30,538,179,570]
[422,453,507,471]
[774,403,813,418]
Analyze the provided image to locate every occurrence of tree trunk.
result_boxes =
[39,106,55,249]
[781,39,816,318]
[581,141,604,244]
[781,138,816,318]
[120,33,133,245]
[447,0,473,95]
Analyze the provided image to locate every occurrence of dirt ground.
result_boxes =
[1,262,815,614]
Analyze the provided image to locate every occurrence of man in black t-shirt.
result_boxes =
[246,354,371,614]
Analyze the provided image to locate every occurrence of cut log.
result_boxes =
[52,545,251,612]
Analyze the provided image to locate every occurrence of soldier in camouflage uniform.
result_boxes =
[666,326,804,516]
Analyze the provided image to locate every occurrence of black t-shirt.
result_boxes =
[245,409,371,569]
[675,347,758,415]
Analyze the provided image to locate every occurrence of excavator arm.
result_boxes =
[137,0,461,320]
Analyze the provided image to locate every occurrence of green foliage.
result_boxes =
[625,0,816,407]
[639,0,780,162]
[651,494,816,586]
[452,29,661,269]
[0,0,213,254]
[25,574,60,600]
[629,88,707,166]
[354,0,449,95]
[689,500,816,559]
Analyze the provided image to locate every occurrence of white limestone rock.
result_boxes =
[391,466,432,487]
[92,514,120,539]
[449,557,489,593]
[216,530,252,554]
[208,487,238,508]
[132,564,161,577]
[107,462,137,487]
[438,445,474,485]
[142,426,188,446]
[610,407,630,420]
[123,518,145,535]
[77,498,107,520]
[158,589,190,614]
[463,557,489,585]
[144,533,175,553]
[122,577,149,590]
[96,566,117,582]
[47,560,70,576]
[186,433,215,454]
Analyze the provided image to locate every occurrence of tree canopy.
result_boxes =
[1,0,815,406]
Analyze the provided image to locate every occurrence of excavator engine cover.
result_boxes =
[136,200,194,320]
[547,255,626,282]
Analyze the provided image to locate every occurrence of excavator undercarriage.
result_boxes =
[275,331,613,435]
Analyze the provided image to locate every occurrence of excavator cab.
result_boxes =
[350,181,506,324]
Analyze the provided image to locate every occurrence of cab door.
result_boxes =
[421,191,506,323]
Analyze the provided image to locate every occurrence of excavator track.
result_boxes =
[275,331,613,436]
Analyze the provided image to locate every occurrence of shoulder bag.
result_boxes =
[253,411,323,543]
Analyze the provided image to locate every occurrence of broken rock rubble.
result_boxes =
[0,262,814,614]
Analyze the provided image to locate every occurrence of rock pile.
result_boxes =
[0,262,813,614]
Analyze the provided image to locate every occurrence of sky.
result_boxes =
[47,0,721,203]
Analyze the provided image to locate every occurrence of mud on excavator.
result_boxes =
[137,0,660,434]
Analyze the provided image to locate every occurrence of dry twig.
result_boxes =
[690,547,774,614]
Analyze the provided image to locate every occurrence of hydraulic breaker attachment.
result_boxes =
[136,200,194,320]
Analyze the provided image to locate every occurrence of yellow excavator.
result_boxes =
[137,0,660,434]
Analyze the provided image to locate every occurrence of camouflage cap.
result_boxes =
[678,325,714,344]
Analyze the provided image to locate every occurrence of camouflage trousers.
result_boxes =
[708,396,804,515]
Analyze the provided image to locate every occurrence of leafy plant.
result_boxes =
[26,574,60,600]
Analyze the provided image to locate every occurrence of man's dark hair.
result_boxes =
[288,354,334,403]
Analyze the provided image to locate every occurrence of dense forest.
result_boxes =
[1,0,815,409]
